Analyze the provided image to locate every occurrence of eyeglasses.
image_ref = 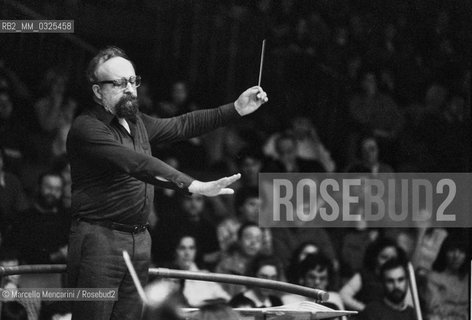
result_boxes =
[94,75,141,89]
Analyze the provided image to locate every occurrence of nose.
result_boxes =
[124,80,135,93]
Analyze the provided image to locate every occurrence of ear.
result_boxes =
[92,84,102,100]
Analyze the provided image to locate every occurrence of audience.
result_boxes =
[230,254,283,308]
[283,253,344,314]
[339,238,406,312]
[215,223,264,296]
[11,172,69,265]
[359,259,415,320]
[422,234,470,320]
[167,235,230,307]
[0,3,470,319]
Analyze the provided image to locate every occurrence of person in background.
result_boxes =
[0,146,29,240]
[264,117,335,172]
[0,90,30,171]
[230,254,283,308]
[359,259,415,320]
[152,193,219,266]
[283,253,344,313]
[235,147,265,189]
[271,222,337,272]
[168,235,230,307]
[12,171,69,265]
[266,132,325,173]
[422,234,469,320]
[33,68,77,160]
[286,242,320,283]
[345,135,394,174]
[217,186,272,256]
[339,238,406,311]
[216,222,264,297]
[158,80,198,118]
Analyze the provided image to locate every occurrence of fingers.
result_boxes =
[217,173,241,188]
[257,91,268,102]
[218,188,235,195]
[249,86,269,103]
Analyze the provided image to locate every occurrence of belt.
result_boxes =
[77,218,149,234]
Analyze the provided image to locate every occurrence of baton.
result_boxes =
[258,39,266,86]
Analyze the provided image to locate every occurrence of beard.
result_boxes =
[386,288,406,304]
[115,94,139,122]
[39,194,61,210]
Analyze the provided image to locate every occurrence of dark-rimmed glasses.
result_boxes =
[94,75,141,89]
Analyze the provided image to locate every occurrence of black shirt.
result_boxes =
[66,103,239,225]
[359,300,416,320]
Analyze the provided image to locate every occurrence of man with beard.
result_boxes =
[359,259,415,320]
[66,46,268,320]
[12,171,69,264]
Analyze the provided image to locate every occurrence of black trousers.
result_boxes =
[67,220,151,320]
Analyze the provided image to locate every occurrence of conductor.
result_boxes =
[66,46,268,320]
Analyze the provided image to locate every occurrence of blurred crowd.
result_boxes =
[0,0,471,320]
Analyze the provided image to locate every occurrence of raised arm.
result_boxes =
[142,103,239,145]
[68,116,242,196]
[143,86,268,144]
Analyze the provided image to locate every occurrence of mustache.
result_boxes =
[116,94,139,121]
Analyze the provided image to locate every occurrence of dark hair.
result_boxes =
[287,242,320,283]
[379,258,407,281]
[86,46,131,84]
[247,254,282,279]
[432,234,470,278]
[234,186,259,213]
[298,253,334,287]
[173,234,198,254]
[363,238,406,271]
[237,222,260,240]
[1,301,28,320]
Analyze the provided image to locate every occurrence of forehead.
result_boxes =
[96,57,135,80]
[379,246,397,256]
[242,226,262,237]
[306,267,328,276]
[258,265,277,275]
[180,237,196,247]
[384,267,405,279]
[42,175,63,186]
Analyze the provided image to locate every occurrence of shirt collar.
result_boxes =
[88,103,116,125]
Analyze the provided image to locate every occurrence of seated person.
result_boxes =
[215,223,263,296]
[359,259,415,320]
[167,234,230,307]
[230,255,283,308]
[283,253,344,312]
